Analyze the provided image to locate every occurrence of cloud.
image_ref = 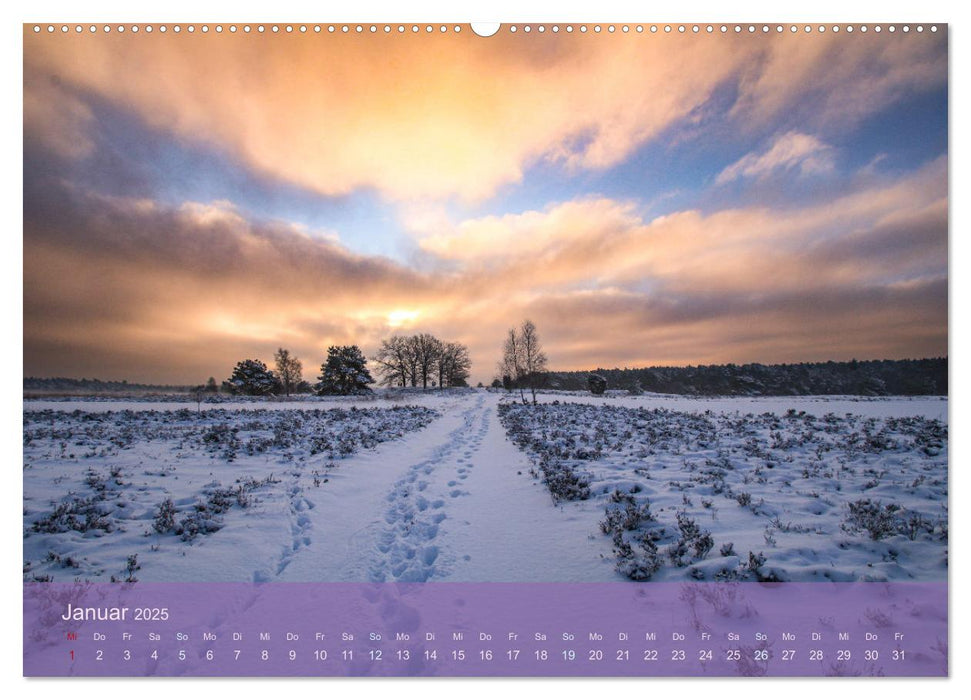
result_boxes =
[417,198,641,265]
[715,131,834,185]
[731,30,948,130]
[23,179,448,382]
[23,155,947,382]
[23,28,946,202]
[407,158,946,372]
[23,74,95,159]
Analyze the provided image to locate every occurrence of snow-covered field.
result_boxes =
[22,391,947,584]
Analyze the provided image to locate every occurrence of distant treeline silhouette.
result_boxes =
[549,358,947,397]
[23,377,192,395]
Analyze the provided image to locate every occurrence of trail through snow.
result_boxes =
[277,392,611,582]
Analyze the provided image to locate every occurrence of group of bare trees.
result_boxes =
[216,321,552,401]
[373,334,472,389]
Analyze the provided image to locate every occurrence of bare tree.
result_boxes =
[374,335,414,387]
[274,348,303,397]
[500,320,548,404]
[409,333,442,390]
[499,328,522,400]
[437,341,472,388]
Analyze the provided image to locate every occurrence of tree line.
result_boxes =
[219,334,472,397]
[547,357,948,397]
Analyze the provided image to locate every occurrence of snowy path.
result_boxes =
[277,393,614,582]
[24,391,947,584]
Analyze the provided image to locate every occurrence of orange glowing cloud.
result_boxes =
[23,27,946,202]
[23,157,946,383]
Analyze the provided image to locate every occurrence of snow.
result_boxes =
[22,390,947,585]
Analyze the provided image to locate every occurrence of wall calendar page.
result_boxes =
[21,18,949,680]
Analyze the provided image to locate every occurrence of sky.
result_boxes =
[22,24,948,385]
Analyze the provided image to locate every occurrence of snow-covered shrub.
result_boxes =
[612,532,662,581]
[842,498,904,540]
[176,507,223,542]
[544,464,592,501]
[599,490,654,533]
[152,498,177,534]
[32,497,113,534]
[587,374,607,395]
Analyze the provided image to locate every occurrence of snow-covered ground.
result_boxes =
[22,390,947,584]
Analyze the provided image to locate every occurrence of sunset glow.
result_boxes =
[22,26,948,384]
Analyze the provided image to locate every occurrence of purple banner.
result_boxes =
[24,582,947,677]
